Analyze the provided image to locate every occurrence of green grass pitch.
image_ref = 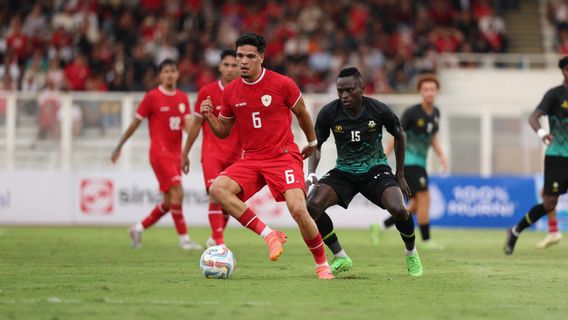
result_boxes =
[0,226,567,320]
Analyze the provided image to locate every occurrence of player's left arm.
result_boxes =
[430,133,448,173]
[291,97,317,159]
[182,116,201,174]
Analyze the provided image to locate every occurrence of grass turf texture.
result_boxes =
[0,227,567,320]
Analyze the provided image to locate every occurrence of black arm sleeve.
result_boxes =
[536,89,554,114]
[315,106,331,145]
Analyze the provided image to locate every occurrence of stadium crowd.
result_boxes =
[0,0,511,96]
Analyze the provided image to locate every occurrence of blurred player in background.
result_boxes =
[305,67,423,277]
[183,49,241,248]
[504,56,568,255]
[201,33,333,279]
[373,74,447,249]
[111,59,201,250]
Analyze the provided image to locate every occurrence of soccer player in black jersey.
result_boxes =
[504,56,568,255]
[374,74,447,249]
[305,67,423,276]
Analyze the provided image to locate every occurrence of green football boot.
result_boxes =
[406,252,423,277]
[330,256,353,275]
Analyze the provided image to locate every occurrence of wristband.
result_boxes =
[537,128,548,139]
[308,173,318,183]
[308,140,318,147]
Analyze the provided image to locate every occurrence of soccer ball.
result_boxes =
[199,245,236,279]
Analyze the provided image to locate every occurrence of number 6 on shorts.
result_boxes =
[285,169,295,184]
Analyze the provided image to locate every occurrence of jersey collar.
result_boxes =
[158,85,176,96]
[242,68,266,85]
[217,80,224,91]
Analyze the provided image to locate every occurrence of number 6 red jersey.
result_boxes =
[136,85,191,157]
[220,68,302,160]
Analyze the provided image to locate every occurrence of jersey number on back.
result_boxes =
[252,111,262,128]
[169,116,181,130]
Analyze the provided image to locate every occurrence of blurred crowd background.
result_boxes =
[0,0,517,96]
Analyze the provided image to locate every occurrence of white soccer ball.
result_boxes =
[199,245,236,279]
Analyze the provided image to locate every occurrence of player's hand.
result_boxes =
[200,96,213,119]
[301,145,316,159]
[182,155,190,174]
[542,133,554,146]
[111,147,121,164]
[305,173,318,188]
[396,175,412,199]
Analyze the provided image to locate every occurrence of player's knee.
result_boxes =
[169,185,183,202]
[543,199,558,212]
[209,181,227,203]
[390,206,409,221]
[288,203,309,222]
[306,200,323,220]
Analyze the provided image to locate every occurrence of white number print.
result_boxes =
[169,116,181,130]
[252,111,262,128]
[351,131,361,142]
[284,170,295,184]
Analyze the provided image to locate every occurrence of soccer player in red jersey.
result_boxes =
[183,49,242,248]
[200,33,333,279]
[111,59,202,250]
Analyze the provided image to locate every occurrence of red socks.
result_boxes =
[304,234,327,265]
[141,203,168,229]
[209,203,227,244]
[170,204,187,235]
[237,207,267,236]
[549,216,559,233]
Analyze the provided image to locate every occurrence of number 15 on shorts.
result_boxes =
[285,170,295,184]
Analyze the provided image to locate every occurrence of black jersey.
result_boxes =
[537,84,568,158]
[315,96,403,174]
[401,104,440,168]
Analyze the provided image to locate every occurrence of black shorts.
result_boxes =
[404,165,429,196]
[544,156,568,196]
[317,165,400,209]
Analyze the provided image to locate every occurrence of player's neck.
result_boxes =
[242,68,264,84]
[159,84,176,94]
[347,104,364,117]
[421,102,434,114]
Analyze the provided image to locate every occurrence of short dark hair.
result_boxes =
[338,67,362,79]
[235,33,266,54]
[416,73,440,90]
[559,56,568,69]
[158,59,178,72]
[220,49,237,60]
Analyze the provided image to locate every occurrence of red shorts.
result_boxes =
[202,155,240,190]
[150,154,182,192]
[220,151,306,202]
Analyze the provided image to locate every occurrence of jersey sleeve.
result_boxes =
[400,108,412,130]
[136,93,152,120]
[536,89,554,114]
[282,76,302,109]
[219,89,235,120]
[315,106,331,145]
[193,88,207,118]
[383,105,404,138]
[433,108,440,135]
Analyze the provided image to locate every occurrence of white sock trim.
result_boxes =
[405,248,418,256]
[134,222,144,232]
[260,227,272,238]
[334,249,347,258]
[179,234,190,242]
[244,216,257,228]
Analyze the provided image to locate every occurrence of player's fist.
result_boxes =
[111,148,121,164]
[396,175,412,200]
[200,96,213,118]
[542,133,554,146]
[182,155,190,174]
[301,145,316,159]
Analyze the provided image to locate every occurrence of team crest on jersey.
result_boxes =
[333,125,344,133]
[261,95,272,107]
[553,182,559,193]
[561,101,568,109]
[417,118,425,127]
[368,120,376,128]
[178,103,186,113]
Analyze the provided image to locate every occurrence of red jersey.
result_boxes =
[194,80,242,162]
[136,86,191,157]
[220,68,302,160]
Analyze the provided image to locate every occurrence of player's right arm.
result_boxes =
[529,100,553,145]
[306,106,331,187]
[111,117,142,163]
[201,96,234,138]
